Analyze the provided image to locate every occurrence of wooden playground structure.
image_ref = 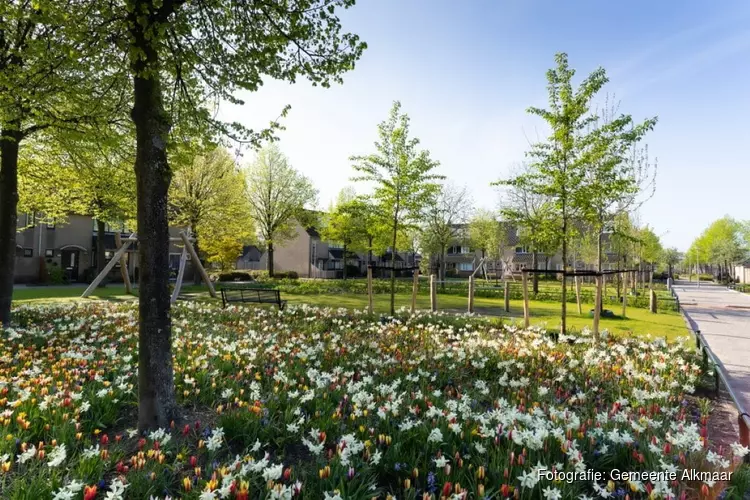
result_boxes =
[81,230,216,303]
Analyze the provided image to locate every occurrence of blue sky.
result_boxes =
[219,0,750,251]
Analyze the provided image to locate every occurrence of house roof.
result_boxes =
[381,252,404,262]
[241,245,262,261]
[329,248,359,260]
[306,227,320,238]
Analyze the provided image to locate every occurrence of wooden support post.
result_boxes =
[622,271,628,318]
[522,271,530,328]
[593,274,602,339]
[649,289,657,313]
[367,265,374,314]
[504,280,510,313]
[574,275,582,314]
[430,274,437,312]
[82,240,133,298]
[170,247,188,304]
[468,275,475,313]
[114,233,132,294]
[179,232,216,298]
[411,269,419,314]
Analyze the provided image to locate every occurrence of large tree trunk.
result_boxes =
[597,230,603,273]
[267,241,274,277]
[96,218,108,287]
[0,126,21,327]
[130,6,178,431]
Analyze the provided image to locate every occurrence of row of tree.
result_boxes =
[321,54,669,334]
[686,217,750,279]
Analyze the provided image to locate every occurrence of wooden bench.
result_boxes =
[220,285,287,310]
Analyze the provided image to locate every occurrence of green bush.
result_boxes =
[272,271,299,280]
[248,270,269,281]
[47,264,66,285]
[216,271,254,282]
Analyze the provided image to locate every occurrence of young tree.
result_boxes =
[0,2,125,325]
[321,188,362,280]
[421,184,473,284]
[688,217,746,279]
[638,225,663,287]
[661,247,681,279]
[497,163,561,293]
[499,54,618,333]
[580,97,657,272]
[170,147,254,278]
[468,209,507,282]
[246,145,318,277]
[351,101,442,315]
[345,196,389,268]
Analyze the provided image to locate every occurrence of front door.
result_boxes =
[61,250,80,281]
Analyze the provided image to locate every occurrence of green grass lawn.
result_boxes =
[12,283,689,341]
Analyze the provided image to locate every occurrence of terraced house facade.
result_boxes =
[13,213,194,284]
[235,220,419,278]
[429,224,621,279]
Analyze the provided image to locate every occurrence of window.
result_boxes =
[45,249,54,258]
[458,262,473,271]
[46,223,55,230]
[515,246,528,254]
[460,246,470,254]
[105,251,113,260]
[23,248,33,258]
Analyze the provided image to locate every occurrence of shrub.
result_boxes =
[47,264,66,285]
[216,271,254,282]
[272,271,299,280]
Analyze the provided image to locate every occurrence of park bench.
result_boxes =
[220,284,287,310]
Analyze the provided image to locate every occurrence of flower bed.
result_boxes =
[0,302,745,499]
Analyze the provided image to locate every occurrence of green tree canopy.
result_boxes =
[496,53,610,334]
[420,184,473,281]
[170,146,255,272]
[351,100,443,315]
[246,144,318,277]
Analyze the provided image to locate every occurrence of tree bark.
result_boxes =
[531,251,538,295]
[96,218,108,287]
[267,241,274,277]
[597,230,603,273]
[0,126,21,327]
[367,240,373,277]
[129,3,178,431]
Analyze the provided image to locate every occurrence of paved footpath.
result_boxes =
[672,280,750,415]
